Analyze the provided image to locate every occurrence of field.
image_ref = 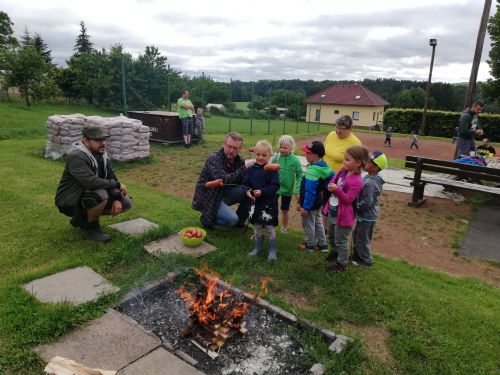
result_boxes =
[0,100,499,374]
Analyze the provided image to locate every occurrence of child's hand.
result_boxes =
[300,208,308,217]
[246,189,256,202]
[253,189,262,198]
[296,204,301,212]
[328,182,338,192]
[293,194,299,201]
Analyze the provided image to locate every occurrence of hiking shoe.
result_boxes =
[84,225,111,243]
[70,216,87,229]
[326,263,347,273]
[352,260,373,268]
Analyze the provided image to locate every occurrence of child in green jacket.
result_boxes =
[271,135,303,233]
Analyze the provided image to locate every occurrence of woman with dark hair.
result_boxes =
[324,115,362,173]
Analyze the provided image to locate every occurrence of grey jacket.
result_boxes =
[458,108,479,140]
[356,174,385,221]
[55,142,120,216]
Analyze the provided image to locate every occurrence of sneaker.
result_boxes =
[299,242,318,251]
[317,243,329,253]
[326,263,347,273]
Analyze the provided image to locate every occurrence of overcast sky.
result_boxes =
[2,0,497,83]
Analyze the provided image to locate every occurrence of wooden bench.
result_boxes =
[404,155,500,207]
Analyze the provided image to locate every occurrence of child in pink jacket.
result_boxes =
[323,145,369,273]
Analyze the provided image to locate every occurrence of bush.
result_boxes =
[384,108,500,141]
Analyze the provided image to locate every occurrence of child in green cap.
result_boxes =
[352,150,387,267]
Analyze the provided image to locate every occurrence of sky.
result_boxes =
[2,0,497,83]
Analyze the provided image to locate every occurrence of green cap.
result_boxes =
[369,151,387,170]
[82,125,108,140]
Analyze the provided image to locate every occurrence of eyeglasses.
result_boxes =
[335,125,347,131]
[92,138,107,143]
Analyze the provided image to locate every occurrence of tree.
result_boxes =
[2,45,58,106]
[0,11,17,50]
[482,1,500,105]
[32,33,53,64]
[74,21,94,55]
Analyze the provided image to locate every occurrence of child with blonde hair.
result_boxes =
[243,140,280,260]
[323,145,369,273]
[194,107,205,143]
[271,135,303,233]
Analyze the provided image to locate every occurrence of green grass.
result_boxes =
[0,102,499,374]
[234,101,250,112]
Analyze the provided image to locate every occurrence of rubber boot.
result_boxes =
[70,215,87,229]
[267,239,277,261]
[249,235,263,256]
[84,221,111,243]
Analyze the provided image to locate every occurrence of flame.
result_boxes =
[176,266,249,328]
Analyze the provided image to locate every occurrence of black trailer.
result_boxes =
[127,111,200,144]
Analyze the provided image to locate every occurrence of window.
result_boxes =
[315,109,320,121]
[352,111,360,120]
[334,109,339,114]
[373,112,376,121]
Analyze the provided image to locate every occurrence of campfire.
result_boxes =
[176,267,250,358]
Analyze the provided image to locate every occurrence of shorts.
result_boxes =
[279,195,292,211]
[181,117,194,135]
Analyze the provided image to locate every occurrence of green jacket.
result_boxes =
[271,153,303,196]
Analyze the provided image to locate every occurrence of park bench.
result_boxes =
[404,155,500,207]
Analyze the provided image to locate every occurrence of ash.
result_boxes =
[118,283,312,375]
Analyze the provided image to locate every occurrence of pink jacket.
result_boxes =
[322,167,364,227]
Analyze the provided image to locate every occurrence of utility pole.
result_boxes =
[464,0,492,109]
[167,64,171,111]
[121,54,127,115]
[420,39,437,136]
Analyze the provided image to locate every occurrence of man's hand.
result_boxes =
[475,129,484,136]
[120,184,128,196]
[300,208,309,217]
[111,200,123,216]
[246,189,256,202]
[245,160,255,169]
[253,189,262,198]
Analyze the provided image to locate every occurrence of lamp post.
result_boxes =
[420,38,437,136]
[318,93,326,131]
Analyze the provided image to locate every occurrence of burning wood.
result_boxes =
[176,268,250,358]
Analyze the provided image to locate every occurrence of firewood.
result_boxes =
[44,356,116,375]
[191,340,219,359]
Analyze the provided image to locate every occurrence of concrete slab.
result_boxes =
[459,197,500,261]
[144,235,216,258]
[109,218,159,236]
[36,309,160,371]
[23,266,118,305]
[118,347,205,375]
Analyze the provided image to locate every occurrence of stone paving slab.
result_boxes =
[109,218,159,235]
[36,309,160,371]
[144,235,216,258]
[118,347,205,375]
[23,266,118,305]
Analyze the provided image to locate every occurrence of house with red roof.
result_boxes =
[304,83,390,128]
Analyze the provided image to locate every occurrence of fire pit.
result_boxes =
[118,269,329,374]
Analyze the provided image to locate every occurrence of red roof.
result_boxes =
[304,84,390,107]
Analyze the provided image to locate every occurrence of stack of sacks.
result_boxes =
[91,115,150,162]
[46,114,87,155]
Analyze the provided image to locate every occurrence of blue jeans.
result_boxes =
[215,186,249,227]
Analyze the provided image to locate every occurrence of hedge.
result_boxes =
[383,108,500,142]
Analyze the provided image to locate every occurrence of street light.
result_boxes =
[420,38,437,136]
[318,93,326,131]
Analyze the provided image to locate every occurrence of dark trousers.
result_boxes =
[353,220,375,266]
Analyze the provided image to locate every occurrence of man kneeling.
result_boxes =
[55,125,132,242]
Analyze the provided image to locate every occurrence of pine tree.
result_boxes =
[0,11,17,50]
[482,1,500,104]
[32,33,53,64]
[74,21,94,54]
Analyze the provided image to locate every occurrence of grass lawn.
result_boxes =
[0,103,499,374]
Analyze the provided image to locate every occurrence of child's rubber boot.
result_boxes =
[267,239,277,261]
[249,236,263,256]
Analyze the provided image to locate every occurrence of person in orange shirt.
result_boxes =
[323,115,362,173]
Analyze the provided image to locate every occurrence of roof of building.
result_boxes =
[304,83,390,107]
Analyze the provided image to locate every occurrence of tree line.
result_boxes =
[0,9,499,114]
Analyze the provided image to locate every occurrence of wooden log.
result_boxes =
[191,340,219,359]
[44,356,116,375]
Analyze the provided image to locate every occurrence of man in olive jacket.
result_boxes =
[457,101,484,158]
[55,125,131,242]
